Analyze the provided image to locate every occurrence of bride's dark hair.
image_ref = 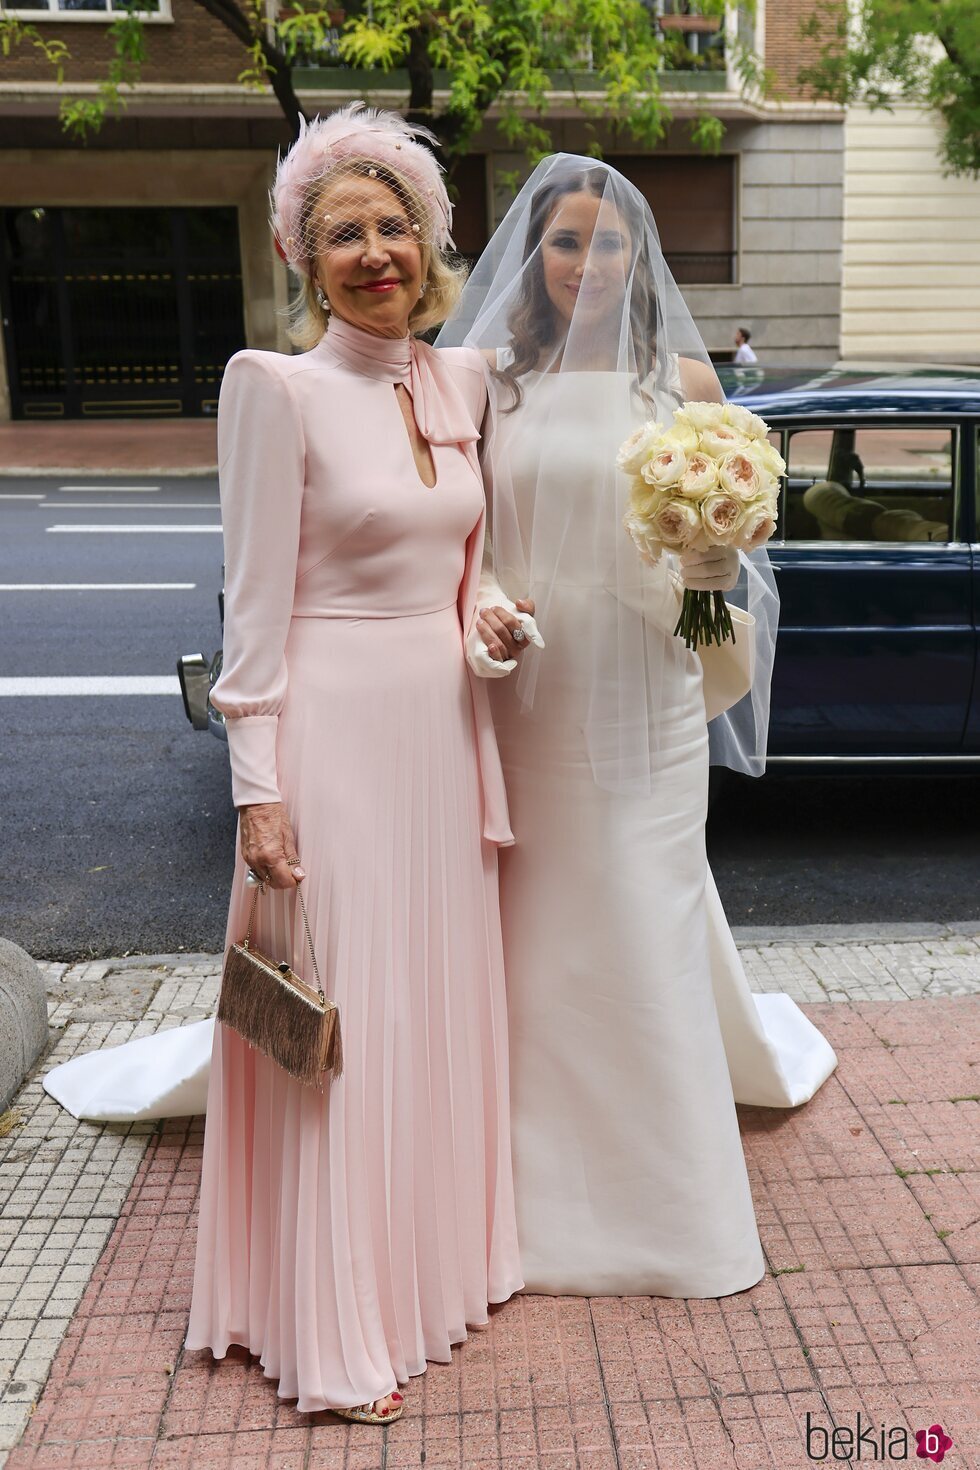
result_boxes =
[496,163,663,410]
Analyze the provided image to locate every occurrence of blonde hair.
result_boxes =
[285,155,468,349]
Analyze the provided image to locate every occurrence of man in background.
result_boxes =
[734,326,757,364]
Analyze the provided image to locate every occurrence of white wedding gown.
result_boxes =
[478,367,836,1296]
[43,370,836,1298]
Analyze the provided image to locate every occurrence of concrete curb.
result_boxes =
[0,937,51,1112]
[0,465,218,479]
[730,919,980,945]
[33,924,980,970]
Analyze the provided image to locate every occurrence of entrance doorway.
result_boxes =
[0,205,246,419]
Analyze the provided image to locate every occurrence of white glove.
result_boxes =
[466,530,544,678]
[679,545,740,593]
[466,594,544,678]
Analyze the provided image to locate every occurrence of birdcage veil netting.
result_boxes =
[436,153,778,787]
[271,105,454,276]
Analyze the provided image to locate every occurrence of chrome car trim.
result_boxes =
[768,541,971,553]
[765,754,980,766]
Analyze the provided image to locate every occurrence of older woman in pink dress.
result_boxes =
[184,106,528,1424]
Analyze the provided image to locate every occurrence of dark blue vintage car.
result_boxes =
[719,365,980,766]
[181,365,980,769]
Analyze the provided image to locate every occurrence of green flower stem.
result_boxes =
[673,589,736,651]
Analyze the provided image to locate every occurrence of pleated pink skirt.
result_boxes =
[186,607,524,1411]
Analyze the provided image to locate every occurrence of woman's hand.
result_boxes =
[239,802,305,889]
[476,598,540,662]
[679,547,740,593]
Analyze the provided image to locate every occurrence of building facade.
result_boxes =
[841,102,980,364]
[0,0,844,420]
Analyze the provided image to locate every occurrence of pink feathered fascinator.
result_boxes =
[271,102,454,274]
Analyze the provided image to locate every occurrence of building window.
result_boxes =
[613,154,736,285]
[0,0,171,19]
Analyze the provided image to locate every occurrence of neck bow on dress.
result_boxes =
[320,315,480,449]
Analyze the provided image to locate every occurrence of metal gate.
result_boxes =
[0,205,246,419]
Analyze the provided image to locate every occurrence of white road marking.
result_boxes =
[0,676,181,696]
[39,502,219,509]
[46,524,222,534]
[0,583,197,591]
[0,493,45,499]
[58,485,161,493]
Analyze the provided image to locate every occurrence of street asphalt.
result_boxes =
[1,475,977,960]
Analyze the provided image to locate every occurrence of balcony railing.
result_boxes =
[287,0,731,80]
[290,64,731,93]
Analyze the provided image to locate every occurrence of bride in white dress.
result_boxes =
[438,155,836,1296]
[44,156,835,1300]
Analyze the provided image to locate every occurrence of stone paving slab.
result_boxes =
[0,932,977,1468]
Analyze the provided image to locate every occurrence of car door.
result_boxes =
[766,418,975,756]
[961,421,980,753]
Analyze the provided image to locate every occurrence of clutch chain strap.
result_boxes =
[242,880,325,1004]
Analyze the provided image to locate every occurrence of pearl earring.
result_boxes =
[418,281,427,297]
[315,284,329,312]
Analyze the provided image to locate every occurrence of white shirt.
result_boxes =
[734,342,758,364]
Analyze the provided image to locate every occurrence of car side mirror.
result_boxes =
[178,653,212,730]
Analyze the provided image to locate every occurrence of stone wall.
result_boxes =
[841,103,980,363]
[485,116,844,365]
[685,117,843,363]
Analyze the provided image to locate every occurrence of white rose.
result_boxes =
[652,497,702,550]
[617,420,664,475]
[624,510,665,566]
[677,451,719,498]
[700,424,749,459]
[630,475,669,511]
[676,401,727,433]
[641,444,687,489]
[717,449,764,502]
[700,492,746,547]
[724,402,771,442]
[757,438,787,478]
[760,473,781,508]
[737,499,779,552]
[664,419,699,454]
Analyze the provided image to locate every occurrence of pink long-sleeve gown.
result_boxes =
[184,316,523,1411]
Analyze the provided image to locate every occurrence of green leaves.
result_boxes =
[0,14,69,75]
[8,0,764,160]
[332,0,747,160]
[799,0,980,176]
[55,6,147,140]
[689,111,726,152]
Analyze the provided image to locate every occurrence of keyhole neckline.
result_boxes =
[393,382,438,490]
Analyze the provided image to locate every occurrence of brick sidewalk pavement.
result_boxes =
[1,931,978,1469]
[0,422,217,477]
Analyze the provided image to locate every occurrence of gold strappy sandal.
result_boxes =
[333,1395,403,1426]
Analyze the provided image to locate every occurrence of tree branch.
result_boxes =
[406,21,434,117]
[191,0,307,137]
[192,0,255,50]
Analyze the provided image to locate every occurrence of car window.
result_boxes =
[782,426,955,544]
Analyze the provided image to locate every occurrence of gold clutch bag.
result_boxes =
[217,879,342,1088]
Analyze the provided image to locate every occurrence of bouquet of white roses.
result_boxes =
[617,400,784,650]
